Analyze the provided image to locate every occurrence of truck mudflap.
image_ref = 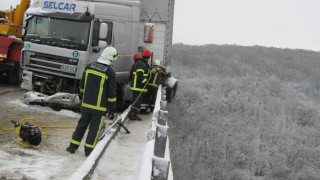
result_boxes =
[21,91,81,110]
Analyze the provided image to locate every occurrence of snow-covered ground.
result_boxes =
[0,107,154,179]
[0,96,85,179]
[0,85,172,180]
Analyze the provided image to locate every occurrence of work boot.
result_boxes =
[66,146,76,154]
[129,113,141,121]
[85,147,93,157]
[140,109,150,114]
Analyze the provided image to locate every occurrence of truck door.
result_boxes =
[90,19,132,82]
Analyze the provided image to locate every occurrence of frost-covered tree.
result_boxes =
[168,44,320,180]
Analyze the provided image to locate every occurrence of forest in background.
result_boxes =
[168,44,320,180]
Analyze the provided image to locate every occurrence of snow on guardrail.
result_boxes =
[138,86,173,180]
[70,85,173,180]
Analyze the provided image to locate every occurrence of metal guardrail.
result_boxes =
[138,86,172,180]
[70,85,172,180]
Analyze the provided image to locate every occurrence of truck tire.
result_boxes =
[9,62,22,85]
[0,72,9,83]
[166,81,178,103]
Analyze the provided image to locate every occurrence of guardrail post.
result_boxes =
[152,157,170,180]
[158,110,168,126]
[154,124,168,158]
[161,90,166,101]
[160,100,167,111]
[139,85,171,180]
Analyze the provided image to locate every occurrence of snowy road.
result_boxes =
[0,84,83,179]
[0,83,154,179]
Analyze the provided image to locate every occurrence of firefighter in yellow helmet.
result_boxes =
[66,47,119,156]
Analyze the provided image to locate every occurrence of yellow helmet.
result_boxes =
[154,59,161,66]
[101,47,119,62]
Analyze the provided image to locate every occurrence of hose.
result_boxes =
[0,67,153,135]
[122,68,153,115]
[0,118,75,135]
[0,120,15,131]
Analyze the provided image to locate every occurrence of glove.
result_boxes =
[108,108,117,120]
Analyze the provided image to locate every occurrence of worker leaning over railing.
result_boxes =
[66,47,119,157]
[140,59,168,114]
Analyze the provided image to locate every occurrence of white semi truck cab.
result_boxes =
[20,0,175,108]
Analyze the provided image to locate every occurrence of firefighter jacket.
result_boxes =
[80,62,117,115]
[157,66,170,86]
[130,59,149,92]
[148,66,162,88]
[129,59,140,82]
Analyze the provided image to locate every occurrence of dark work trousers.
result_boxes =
[141,90,149,112]
[149,86,158,112]
[130,91,144,114]
[69,112,104,155]
[142,86,158,112]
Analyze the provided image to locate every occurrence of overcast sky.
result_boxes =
[2,0,320,51]
[173,0,320,51]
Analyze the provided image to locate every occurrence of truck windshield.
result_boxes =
[25,16,90,51]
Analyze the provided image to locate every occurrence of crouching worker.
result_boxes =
[66,47,119,157]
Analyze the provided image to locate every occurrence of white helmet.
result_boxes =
[98,47,119,65]
[154,59,161,66]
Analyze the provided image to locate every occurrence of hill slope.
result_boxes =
[168,44,320,179]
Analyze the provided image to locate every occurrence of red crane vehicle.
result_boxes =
[0,0,29,84]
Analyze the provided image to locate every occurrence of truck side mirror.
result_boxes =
[92,41,107,53]
[98,40,107,48]
[98,23,108,48]
[99,23,108,39]
[92,47,100,53]
[92,22,108,53]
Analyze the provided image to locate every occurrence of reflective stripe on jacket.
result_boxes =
[130,59,149,92]
[148,67,161,88]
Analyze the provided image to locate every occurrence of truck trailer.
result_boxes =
[20,0,175,108]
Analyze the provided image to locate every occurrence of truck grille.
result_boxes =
[25,51,78,76]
